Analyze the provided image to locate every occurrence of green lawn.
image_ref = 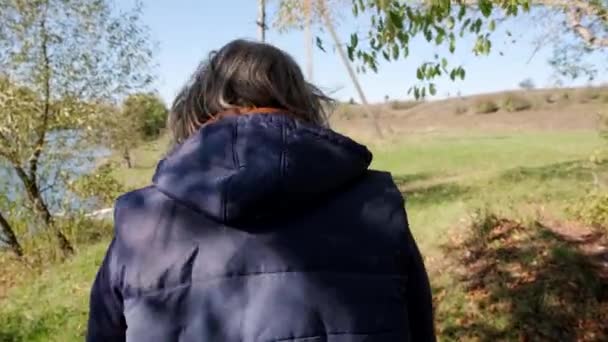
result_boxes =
[375,131,601,253]
[0,130,603,341]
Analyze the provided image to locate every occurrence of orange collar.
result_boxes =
[214,107,286,118]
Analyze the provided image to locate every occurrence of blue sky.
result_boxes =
[130,0,607,104]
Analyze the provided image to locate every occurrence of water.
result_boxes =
[0,130,110,215]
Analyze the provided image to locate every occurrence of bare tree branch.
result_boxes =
[0,210,23,257]
[456,1,608,47]
[29,4,52,181]
[567,5,608,47]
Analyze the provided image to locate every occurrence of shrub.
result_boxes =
[473,99,499,114]
[69,163,125,207]
[501,94,533,112]
[518,78,535,90]
[577,87,601,103]
[572,193,608,232]
[390,100,420,110]
[454,105,468,115]
[544,93,559,104]
[122,93,168,140]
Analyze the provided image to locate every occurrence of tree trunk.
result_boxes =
[124,147,133,169]
[0,210,23,257]
[28,181,73,256]
[318,0,384,138]
[304,0,313,81]
[13,167,74,256]
[257,0,266,42]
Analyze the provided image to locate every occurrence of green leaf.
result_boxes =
[458,5,466,20]
[450,68,457,81]
[370,37,378,49]
[435,32,444,45]
[461,18,472,37]
[392,44,399,59]
[389,10,403,30]
[424,29,433,42]
[449,36,456,53]
[350,34,359,48]
[416,68,424,80]
[434,64,442,76]
[489,20,496,31]
[458,68,466,80]
[471,18,483,33]
[426,65,436,79]
[446,16,455,30]
[316,37,326,52]
[429,83,437,96]
[441,58,448,69]
[382,50,390,61]
[480,0,493,17]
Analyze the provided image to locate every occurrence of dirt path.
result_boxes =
[541,219,608,280]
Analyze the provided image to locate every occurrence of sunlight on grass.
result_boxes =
[2,129,603,341]
[0,243,108,341]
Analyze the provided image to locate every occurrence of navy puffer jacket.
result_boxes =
[87,113,435,342]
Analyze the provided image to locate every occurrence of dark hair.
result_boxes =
[168,39,333,144]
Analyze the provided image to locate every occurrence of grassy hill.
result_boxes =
[1,86,607,341]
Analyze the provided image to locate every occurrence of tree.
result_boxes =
[519,78,536,90]
[126,93,168,140]
[274,0,384,137]
[108,93,168,168]
[344,0,607,97]
[258,0,267,42]
[304,0,314,80]
[0,209,22,257]
[0,0,153,256]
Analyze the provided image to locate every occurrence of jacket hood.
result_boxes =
[152,113,372,224]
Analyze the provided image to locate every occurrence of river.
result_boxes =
[0,130,110,215]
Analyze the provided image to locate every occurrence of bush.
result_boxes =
[454,105,468,115]
[69,163,125,207]
[518,78,535,90]
[122,93,168,140]
[390,100,420,110]
[473,99,499,114]
[577,87,602,103]
[572,193,608,231]
[544,93,559,104]
[501,94,533,112]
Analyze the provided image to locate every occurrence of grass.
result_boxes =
[411,86,608,117]
[389,99,421,110]
[0,242,107,341]
[110,133,170,189]
[473,98,500,114]
[0,129,605,341]
[501,94,533,112]
[435,213,608,341]
[373,131,602,252]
